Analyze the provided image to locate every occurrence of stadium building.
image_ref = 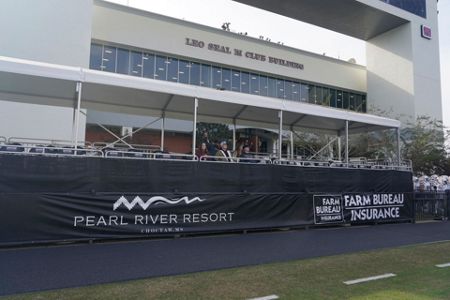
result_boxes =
[0,0,442,156]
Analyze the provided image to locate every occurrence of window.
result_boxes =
[330,89,337,108]
[200,64,211,87]
[316,86,323,105]
[190,62,200,86]
[250,73,260,95]
[276,79,284,99]
[379,0,426,18]
[241,72,250,93]
[90,44,102,70]
[154,55,167,80]
[322,88,330,106]
[116,48,130,75]
[178,60,190,84]
[284,81,293,101]
[336,91,343,108]
[308,85,316,104]
[143,53,155,79]
[231,70,241,92]
[89,43,369,114]
[268,77,277,98]
[130,51,143,77]
[343,92,349,109]
[167,57,179,82]
[222,68,231,90]
[291,82,300,102]
[212,66,222,88]
[102,45,116,72]
[354,94,363,112]
[259,76,268,97]
[300,84,309,102]
[349,93,355,111]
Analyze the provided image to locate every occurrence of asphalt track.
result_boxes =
[1,222,450,296]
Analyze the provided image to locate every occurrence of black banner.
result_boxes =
[0,155,414,245]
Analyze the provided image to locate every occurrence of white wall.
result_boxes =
[365,0,442,123]
[0,0,93,141]
[92,1,367,93]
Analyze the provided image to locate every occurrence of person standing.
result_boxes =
[215,141,233,162]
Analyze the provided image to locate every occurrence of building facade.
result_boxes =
[0,0,442,146]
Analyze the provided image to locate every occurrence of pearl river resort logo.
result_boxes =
[73,195,235,231]
[113,195,205,211]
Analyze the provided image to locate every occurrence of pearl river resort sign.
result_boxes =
[185,37,305,70]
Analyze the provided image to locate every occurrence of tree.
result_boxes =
[401,116,449,175]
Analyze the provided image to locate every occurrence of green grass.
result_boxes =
[3,241,450,300]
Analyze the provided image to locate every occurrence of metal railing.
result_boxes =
[0,144,103,157]
[104,149,197,161]
[0,139,413,172]
[199,155,271,164]
[8,137,91,148]
[415,192,449,221]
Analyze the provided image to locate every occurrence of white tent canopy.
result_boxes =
[0,56,401,161]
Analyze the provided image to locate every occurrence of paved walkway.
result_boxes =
[1,222,450,296]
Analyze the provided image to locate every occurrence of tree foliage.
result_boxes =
[401,116,449,175]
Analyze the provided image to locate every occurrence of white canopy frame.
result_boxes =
[0,56,402,163]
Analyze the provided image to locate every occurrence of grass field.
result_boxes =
[3,241,450,300]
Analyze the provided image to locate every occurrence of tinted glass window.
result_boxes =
[190,62,200,86]
[268,77,277,98]
[222,68,231,90]
[336,91,343,108]
[343,92,350,109]
[316,86,323,105]
[201,64,211,87]
[143,53,155,79]
[259,76,268,97]
[167,57,179,82]
[308,85,316,104]
[155,55,167,80]
[241,72,250,93]
[116,48,130,75]
[322,88,330,106]
[291,82,300,102]
[354,94,363,112]
[212,66,222,88]
[178,60,190,84]
[90,44,102,70]
[231,70,241,92]
[130,51,143,77]
[250,74,259,95]
[284,81,293,101]
[102,45,116,72]
[300,84,309,102]
[330,89,337,107]
[276,79,284,99]
[379,0,426,18]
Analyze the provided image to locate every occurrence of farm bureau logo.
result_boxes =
[113,196,205,211]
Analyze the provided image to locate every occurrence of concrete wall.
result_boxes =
[365,0,442,123]
[0,0,93,141]
[92,1,367,93]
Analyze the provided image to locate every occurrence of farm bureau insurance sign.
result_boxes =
[185,37,304,70]
[313,193,408,224]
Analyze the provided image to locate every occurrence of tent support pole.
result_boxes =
[397,127,401,166]
[345,120,349,165]
[278,110,283,160]
[192,98,198,156]
[160,113,165,151]
[232,119,237,152]
[74,82,82,151]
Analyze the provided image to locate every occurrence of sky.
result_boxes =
[107,0,449,127]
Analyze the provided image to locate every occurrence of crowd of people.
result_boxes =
[195,131,258,163]
[413,175,450,192]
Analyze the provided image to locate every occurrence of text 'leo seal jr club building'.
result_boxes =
[0,0,442,245]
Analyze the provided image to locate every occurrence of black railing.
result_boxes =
[414,191,449,221]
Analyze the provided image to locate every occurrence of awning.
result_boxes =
[0,55,400,135]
